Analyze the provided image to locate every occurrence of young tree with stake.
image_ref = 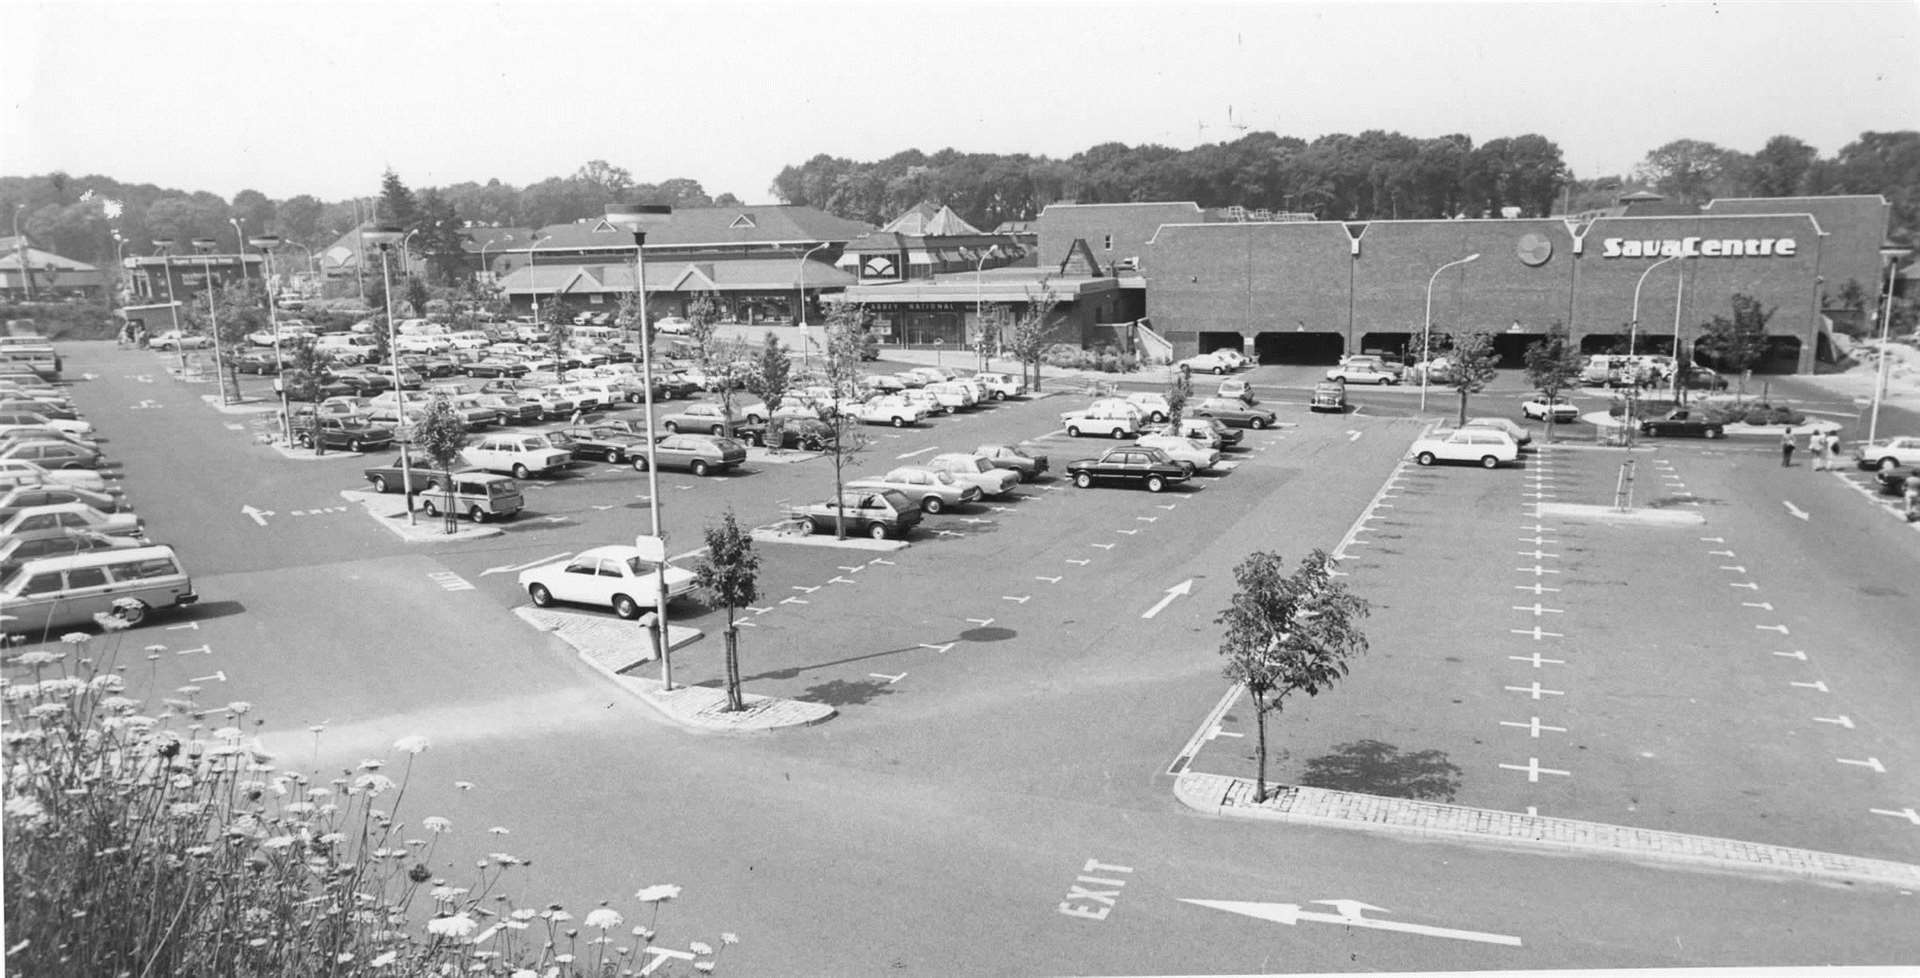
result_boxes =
[821,304,874,539]
[1522,323,1583,441]
[694,510,760,712]
[413,395,470,534]
[1216,548,1370,803]
[743,332,792,449]
[1442,330,1502,426]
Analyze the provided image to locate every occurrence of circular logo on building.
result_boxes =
[1516,233,1553,267]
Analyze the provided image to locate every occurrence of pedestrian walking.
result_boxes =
[1810,430,1829,471]
[568,408,584,426]
[1827,432,1842,468]
[1780,427,1795,467]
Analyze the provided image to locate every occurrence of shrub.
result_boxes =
[3,625,734,976]
[2,299,115,342]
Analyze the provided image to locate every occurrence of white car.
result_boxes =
[1124,392,1173,423]
[897,388,948,417]
[1211,349,1251,370]
[148,330,211,351]
[0,411,91,439]
[925,382,976,411]
[1410,427,1520,468]
[852,396,926,427]
[395,333,453,354]
[447,331,492,350]
[973,372,1025,400]
[771,396,824,424]
[1462,416,1532,448]
[924,452,1021,498]
[904,366,956,386]
[653,316,694,335]
[460,433,574,479]
[519,545,697,620]
[1059,399,1143,439]
[1520,393,1581,423]
[847,466,982,514]
[0,458,111,492]
[1326,360,1399,385]
[1135,434,1221,474]
[1177,351,1240,375]
[1853,435,1920,471]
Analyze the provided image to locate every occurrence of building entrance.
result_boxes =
[1253,331,1345,365]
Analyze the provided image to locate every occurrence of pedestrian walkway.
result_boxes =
[1175,772,1920,890]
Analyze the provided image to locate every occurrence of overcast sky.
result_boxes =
[7,0,1918,205]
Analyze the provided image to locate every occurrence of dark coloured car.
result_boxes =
[361,455,435,494]
[1189,396,1278,430]
[233,350,285,374]
[1873,464,1917,496]
[637,433,747,477]
[1065,446,1192,493]
[325,366,396,395]
[463,358,531,379]
[656,372,703,399]
[555,424,652,464]
[1639,408,1725,439]
[292,413,395,452]
[788,489,921,540]
[974,443,1049,482]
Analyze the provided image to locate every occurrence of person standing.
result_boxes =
[1809,430,1829,471]
[1780,427,1795,467]
[1827,432,1842,469]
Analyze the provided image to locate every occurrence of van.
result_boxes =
[0,544,196,638]
[417,471,524,523]
[316,333,378,363]
[568,325,621,347]
[0,347,62,380]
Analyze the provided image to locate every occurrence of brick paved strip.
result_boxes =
[1174,773,1920,890]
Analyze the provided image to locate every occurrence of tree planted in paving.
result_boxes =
[1217,548,1370,803]
[694,510,761,711]
[413,395,470,533]
[743,332,792,448]
[821,303,874,539]
[1442,330,1501,425]
[1008,279,1059,393]
[1522,322,1583,437]
[1166,366,1193,427]
[282,334,329,455]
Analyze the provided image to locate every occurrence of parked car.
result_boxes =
[652,316,694,336]
[848,466,982,514]
[0,398,79,421]
[852,396,926,428]
[734,418,836,451]
[974,443,1049,482]
[1326,359,1399,385]
[464,357,532,379]
[638,433,748,477]
[1462,416,1532,448]
[291,413,395,452]
[0,484,127,521]
[1150,417,1241,449]
[925,453,1021,498]
[554,424,652,464]
[460,433,575,479]
[0,502,146,547]
[925,381,977,411]
[897,388,948,418]
[1217,378,1257,403]
[0,532,143,575]
[787,489,923,540]
[1177,351,1241,375]
[361,455,436,494]
[148,330,211,351]
[660,401,754,435]
[1124,392,1173,423]
[1309,380,1348,413]
[1853,435,1920,471]
[232,350,284,374]
[0,439,100,470]
[1872,463,1917,496]
[417,471,524,523]
[973,372,1025,400]
[1189,397,1277,430]
[1066,446,1192,493]
[518,545,697,619]
[1639,408,1725,439]
[1521,392,1580,423]
[1410,428,1521,468]
[1059,400,1142,439]
[0,459,111,492]
[1134,434,1221,474]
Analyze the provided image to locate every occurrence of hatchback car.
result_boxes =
[0,439,100,470]
[974,443,1049,482]
[1462,416,1533,448]
[0,502,146,547]
[1409,428,1520,468]
[925,453,1021,498]
[1189,397,1277,430]
[789,489,923,540]
[1520,393,1580,423]
[518,545,697,619]
[639,434,748,477]
[847,466,982,514]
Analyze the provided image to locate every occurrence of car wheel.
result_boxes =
[691,460,710,477]
[664,421,680,433]
[1248,417,1266,430]
[511,463,531,479]
[993,391,1006,401]
[748,414,764,424]
[797,518,816,536]
[868,521,890,540]
[608,450,625,465]
[347,439,362,453]
[1481,455,1499,469]
[1705,428,1723,440]
[1146,474,1166,492]
[1150,411,1167,423]
[112,599,150,625]
[370,475,389,493]
[1073,471,1093,488]
[612,595,641,620]
[524,583,554,607]
[1880,457,1899,472]
[892,416,907,428]
[1376,377,1390,386]
[1213,366,1225,375]
[1067,425,1082,438]
[422,499,440,516]
[922,496,944,514]
[709,424,725,436]
[297,434,313,448]
[469,506,487,523]
[1417,451,1437,466]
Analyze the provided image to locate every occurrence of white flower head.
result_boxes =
[423,815,452,834]
[393,735,429,755]
[634,884,681,903]
[583,908,623,930]
[426,912,478,939]
[689,940,713,955]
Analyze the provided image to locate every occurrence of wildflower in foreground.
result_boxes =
[423,815,452,834]
[689,940,713,955]
[635,884,680,903]
[584,908,623,930]
[393,735,429,754]
[426,912,478,939]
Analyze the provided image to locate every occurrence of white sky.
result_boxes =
[6,0,1918,205]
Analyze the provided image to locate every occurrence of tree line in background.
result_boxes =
[4,129,1916,285]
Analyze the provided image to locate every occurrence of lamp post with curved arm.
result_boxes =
[1628,253,1679,360]
[479,233,514,287]
[361,223,415,525]
[248,233,290,444]
[401,228,420,279]
[1419,252,1480,413]
[152,238,187,373]
[192,236,233,404]
[796,241,827,372]
[605,202,675,688]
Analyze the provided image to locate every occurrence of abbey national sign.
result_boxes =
[1599,236,1798,259]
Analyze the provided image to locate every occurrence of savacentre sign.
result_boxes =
[1601,237,1797,259]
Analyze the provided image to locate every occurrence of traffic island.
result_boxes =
[743,446,824,466]
[337,488,507,541]
[1174,772,1920,890]
[1535,501,1706,526]
[749,523,911,551]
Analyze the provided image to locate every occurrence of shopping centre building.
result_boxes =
[1030,194,1896,373]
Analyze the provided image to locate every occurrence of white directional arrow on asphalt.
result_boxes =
[1784,500,1810,521]
[1141,579,1194,619]
[1181,898,1522,947]
[480,552,571,576]
[241,505,273,527]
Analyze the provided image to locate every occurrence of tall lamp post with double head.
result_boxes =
[248,233,290,443]
[605,203,676,687]
[1868,246,1913,445]
[1628,253,1679,360]
[361,223,416,525]
[1419,252,1480,413]
[191,236,233,404]
[152,238,187,372]
[796,241,827,372]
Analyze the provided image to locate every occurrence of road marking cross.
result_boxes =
[1499,757,1571,782]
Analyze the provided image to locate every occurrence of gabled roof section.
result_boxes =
[532,205,872,250]
[0,241,98,272]
[729,213,756,229]
[880,202,982,236]
[1057,238,1102,277]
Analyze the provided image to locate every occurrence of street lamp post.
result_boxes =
[525,234,546,324]
[1868,247,1913,445]
[479,233,514,287]
[249,233,290,445]
[285,241,315,291]
[1419,252,1480,413]
[974,246,995,371]
[361,223,415,525]
[110,233,127,336]
[605,203,675,688]
[152,238,188,373]
[797,241,827,373]
[401,228,420,279]
[192,236,233,405]
[1670,270,1688,400]
[1628,253,1679,360]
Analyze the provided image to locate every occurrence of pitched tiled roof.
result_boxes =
[880,203,982,236]
[531,205,872,252]
[461,227,537,254]
[0,241,97,272]
[498,257,854,295]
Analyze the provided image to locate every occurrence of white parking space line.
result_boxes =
[896,446,936,459]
